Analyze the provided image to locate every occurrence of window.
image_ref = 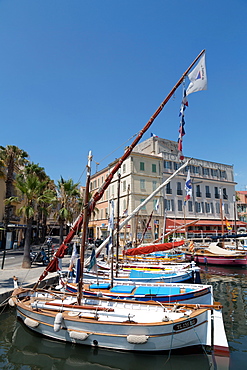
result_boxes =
[210,202,214,213]
[214,187,220,199]
[224,203,229,214]
[140,199,146,210]
[223,188,228,200]
[123,163,126,173]
[205,203,210,213]
[188,201,193,212]
[166,183,172,194]
[220,170,227,179]
[165,199,174,211]
[123,180,126,192]
[164,161,172,169]
[177,182,183,195]
[152,181,157,191]
[201,202,205,213]
[195,202,201,213]
[152,164,157,173]
[140,179,145,190]
[196,185,201,197]
[178,200,183,212]
[140,162,145,171]
[202,167,210,176]
[216,202,220,214]
[174,162,179,170]
[211,169,219,177]
[205,186,211,198]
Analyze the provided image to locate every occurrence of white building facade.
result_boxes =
[88,136,244,244]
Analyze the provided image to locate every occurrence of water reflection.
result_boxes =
[200,265,247,370]
[0,310,216,370]
[1,265,247,370]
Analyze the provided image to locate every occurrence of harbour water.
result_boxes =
[0,265,246,370]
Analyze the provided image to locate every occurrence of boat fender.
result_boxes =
[8,298,16,307]
[162,315,169,322]
[24,317,39,328]
[127,335,149,344]
[54,312,63,332]
[69,331,89,341]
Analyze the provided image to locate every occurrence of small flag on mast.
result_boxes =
[186,53,207,95]
[184,170,192,202]
[87,247,98,272]
[155,198,159,212]
[178,88,188,160]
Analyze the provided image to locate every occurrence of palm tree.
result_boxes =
[56,177,81,245]
[0,145,29,238]
[8,172,48,268]
[25,163,56,243]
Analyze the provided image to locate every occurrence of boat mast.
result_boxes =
[35,50,205,285]
[115,171,121,277]
[77,151,92,305]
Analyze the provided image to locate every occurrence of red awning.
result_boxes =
[166,218,246,230]
[124,240,184,256]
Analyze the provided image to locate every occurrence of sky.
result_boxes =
[0,0,246,190]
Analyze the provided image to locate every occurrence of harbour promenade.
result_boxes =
[0,246,71,306]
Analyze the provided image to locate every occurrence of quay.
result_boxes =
[0,247,71,306]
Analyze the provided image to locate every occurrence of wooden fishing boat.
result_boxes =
[63,280,213,305]
[9,51,229,356]
[82,267,197,283]
[97,259,193,272]
[184,242,247,266]
[10,287,224,353]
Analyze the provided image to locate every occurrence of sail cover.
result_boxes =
[124,240,184,256]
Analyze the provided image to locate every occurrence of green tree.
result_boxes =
[56,177,80,245]
[0,145,29,237]
[8,172,49,268]
[25,163,56,243]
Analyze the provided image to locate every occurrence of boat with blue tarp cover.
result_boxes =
[63,280,213,305]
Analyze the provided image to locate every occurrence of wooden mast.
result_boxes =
[115,171,121,277]
[77,151,92,305]
[35,50,206,285]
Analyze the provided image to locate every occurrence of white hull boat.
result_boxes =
[10,288,226,353]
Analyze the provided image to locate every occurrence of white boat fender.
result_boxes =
[24,317,40,328]
[69,331,89,341]
[8,298,16,307]
[54,312,63,332]
[162,315,169,322]
[127,335,149,344]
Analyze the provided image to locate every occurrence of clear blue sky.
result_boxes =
[0,0,246,190]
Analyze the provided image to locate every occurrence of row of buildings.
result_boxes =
[87,136,247,244]
[0,136,247,249]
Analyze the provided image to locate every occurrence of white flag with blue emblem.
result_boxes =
[186,53,207,95]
